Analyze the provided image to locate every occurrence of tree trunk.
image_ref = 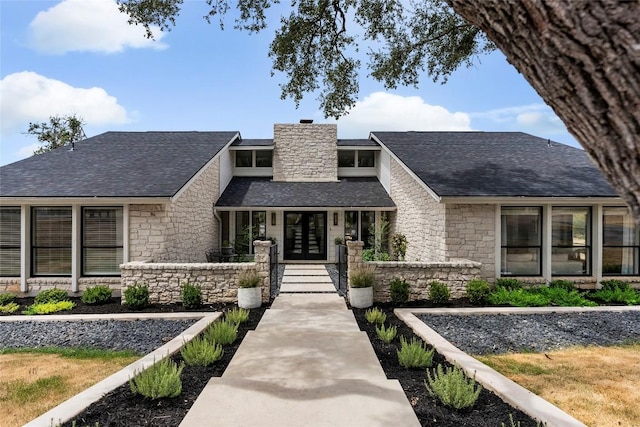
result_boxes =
[447,0,640,223]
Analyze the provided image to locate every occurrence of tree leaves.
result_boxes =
[25,114,86,155]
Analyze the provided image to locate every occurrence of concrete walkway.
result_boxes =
[180,265,420,426]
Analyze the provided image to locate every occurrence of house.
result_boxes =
[0,122,638,295]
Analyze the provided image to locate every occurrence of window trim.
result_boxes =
[602,206,640,276]
[0,206,21,277]
[31,206,72,277]
[81,206,123,277]
[500,206,543,277]
[551,206,592,276]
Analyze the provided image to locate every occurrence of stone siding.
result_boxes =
[389,158,445,261]
[129,157,220,263]
[445,204,496,280]
[0,277,120,296]
[272,123,338,182]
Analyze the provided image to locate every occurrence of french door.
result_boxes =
[284,212,327,260]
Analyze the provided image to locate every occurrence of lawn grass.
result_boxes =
[0,348,139,426]
[475,342,640,427]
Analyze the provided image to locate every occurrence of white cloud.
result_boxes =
[0,71,131,136]
[333,92,472,138]
[470,104,567,134]
[29,0,167,54]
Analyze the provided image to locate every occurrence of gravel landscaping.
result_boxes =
[419,311,640,355]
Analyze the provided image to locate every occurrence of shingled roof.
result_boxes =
[372,131,617,198]
[0,131,238,198]
[216,177,395,208]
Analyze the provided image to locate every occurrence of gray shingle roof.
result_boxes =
[0,131,238,198]
[337,139,378,146]
[216,177,396,208]
[231,139,274,146]
[372,131,617,198]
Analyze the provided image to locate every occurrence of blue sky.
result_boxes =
[0,0,579,166]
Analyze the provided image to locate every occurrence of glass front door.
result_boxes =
[284,212,327,260]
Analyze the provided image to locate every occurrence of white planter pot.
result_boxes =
[349,286,373,308]
[238,287,262,309]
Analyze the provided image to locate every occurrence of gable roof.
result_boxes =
[0,131,238,198]
[372,131,617,198]
[216,177,395,208]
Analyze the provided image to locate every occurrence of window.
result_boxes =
[220,211,230,245]
[235,150,273,168]
[552,207,591,275]
[0,207,21,277]
[603,207,639,275]
[338,150,355,167]
[361,211,375,249]
[235,151,253,167]
[32,207,72,276]
[501,207,542,276]
[235,211,266,255]
[255,150,273,167]
[344,211,358,240]
[358,150,375,167]
[82,207,123,275]
[338,150,376,168]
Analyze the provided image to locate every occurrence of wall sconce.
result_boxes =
[271,212,277,226]
[333,212,339,226]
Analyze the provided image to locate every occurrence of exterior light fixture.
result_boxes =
[333,212,339,226]
[271,212,277,226]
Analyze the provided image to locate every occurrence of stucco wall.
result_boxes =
[389,158,445,261]
[272,123,338,182]
[445,204,496,280]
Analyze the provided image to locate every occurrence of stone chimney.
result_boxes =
[272,123,338,182]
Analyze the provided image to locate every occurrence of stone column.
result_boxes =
[346,241,364,287]
[253,240,272,303]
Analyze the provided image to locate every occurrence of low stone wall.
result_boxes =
[0,277,121,296]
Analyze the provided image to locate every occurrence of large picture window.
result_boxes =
[0,207,21,277]
[501,207,542,276]
[552,207,591,275]
[82,207,123,275]
[32,207,72,276]
[235,211,266,255]
[603,207,639,275]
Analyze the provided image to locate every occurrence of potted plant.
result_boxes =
[221,240,235,256]
[237,269,262,309]
[349,265,375,308]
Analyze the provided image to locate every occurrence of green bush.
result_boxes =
[425,364,482,409]
[397,336,434,369]
[375,323,397,344]
[81,285,113,305]
[225,307,250,325]
[548,279,576,292]
[362,249,390,261]
[390,233,407,261]
[494,278,522,290]
[34,288,69,304]
[204,320,237,345]
[600,279,632,292]
[466,279,491,305]
[488,286,596,307]
[0,292,16,305]
[124,283,149,309]
[0,302,20,314]
[429,281,450,305]
[237,270,262,288]
[130,357,184,399]
[364,307,386,324]
[390,279,410,304]
[181,283,202,309]
[23,301,75,315]
[590,287,640,305]
[349,265,375,288]
[180,336,223,366]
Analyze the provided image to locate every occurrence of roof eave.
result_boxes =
[0,196,172,205]
[438,195,623,205]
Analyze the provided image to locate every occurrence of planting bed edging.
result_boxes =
[22,312,221,427]
[395,307,596,427]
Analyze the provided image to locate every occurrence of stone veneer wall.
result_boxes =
[0,277,121,296]
[120,241,272,304]
[346,241,481,301]
[389,158,445,261]
[272,123,338,182]
[129,157,221,263]
[445,204,496,281]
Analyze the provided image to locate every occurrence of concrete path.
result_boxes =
[181,265,420,427]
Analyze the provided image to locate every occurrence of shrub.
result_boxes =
[390,279,410,304]
[81,285,113,305]
[124,283,149,309]
[129,357,184,399]
[0,302,19,314]
[488,286,596,307]
[466,279,491,305]
[334,236,344,245]
[180,336,223,366]
[0,292,16,305]
[375,323,397,344]
[590,287,640,305]
[601,279,632,292]
[349,265,375,288]
[364,307,386,324]
[391,233,407,261]
[397,336,434,369]
[181,283,202,309]
[425,364,482,410]
[495,278,522,290]
[34,288,69,304]
[548,279,576,292]
[237,270,262,288]
[225,307,250,325]
[23,301,75,315]
[429,281,450,305]
[362,249,390,261]
[205,320,237,345]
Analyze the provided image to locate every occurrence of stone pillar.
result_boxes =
[346,241,364,287]
[253,240,272,303]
